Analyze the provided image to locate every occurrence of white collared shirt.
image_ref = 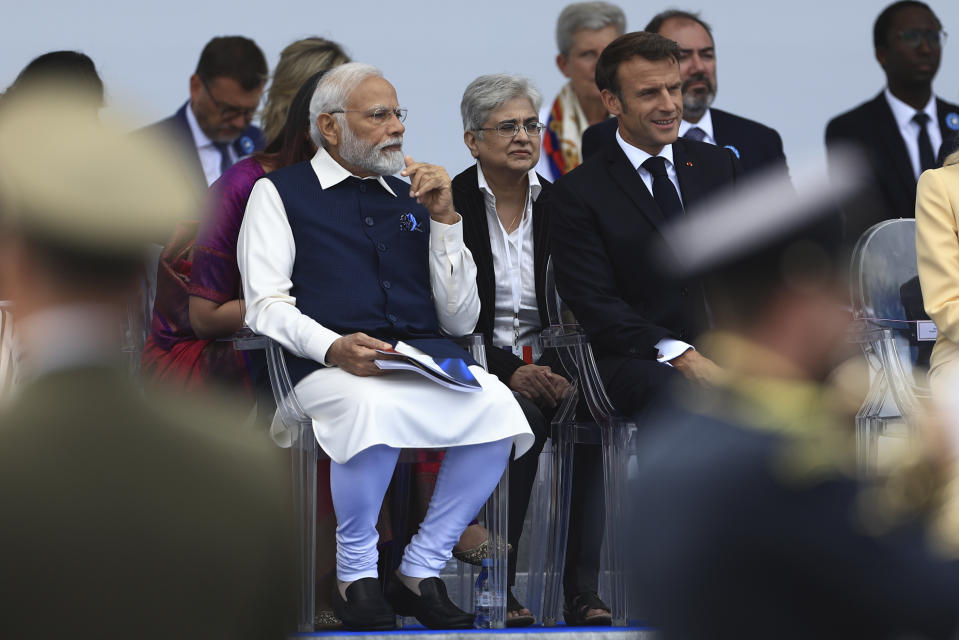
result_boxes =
[476,162,542,360]
[614,129,694,364]
[679,109,716,145]
[884,88,942,180]
[185,102,237,186]
[238,146,479,366]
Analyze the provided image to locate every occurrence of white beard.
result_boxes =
[339,125,405,176]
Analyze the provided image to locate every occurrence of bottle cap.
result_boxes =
[481,557,493,567]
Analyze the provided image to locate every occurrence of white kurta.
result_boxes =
[238,148,533,463]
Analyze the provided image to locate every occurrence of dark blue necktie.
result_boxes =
[213,141,232,176]
[913,112,936,173]
[683,126,707,143]
[642,156,684,219]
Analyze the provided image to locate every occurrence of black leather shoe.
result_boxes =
[331,578,396,630]
[386,576,475,629]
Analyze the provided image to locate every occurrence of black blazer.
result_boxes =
[581,107,787,177]
[452,164,558,384]
[549,138,741,362]
[140,101,265,190]
[825,91,959,242]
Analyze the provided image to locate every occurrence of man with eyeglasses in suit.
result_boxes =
[826,1,959,243]
[143,36,267,188]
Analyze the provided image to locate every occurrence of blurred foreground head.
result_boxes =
[655,149,875,379]
[4,50,105,110]
[0,85,199,313]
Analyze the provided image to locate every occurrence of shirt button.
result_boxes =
[359,183,367,193]
[388,313,398,323]
[377,242,387,252]
[364,216,374,226]
[382,280,392,289]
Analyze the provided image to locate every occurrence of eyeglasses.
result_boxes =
[475,121,546,138]
[201,77,258,121]
[896,29,947,49]
[327,107,408,124]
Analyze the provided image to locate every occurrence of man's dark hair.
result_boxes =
[645,9,713,39]
[6,51,104,106]
[873,1,939,48]
[195,36,268,91]
[595,31,680,99]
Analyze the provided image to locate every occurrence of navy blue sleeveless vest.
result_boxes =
[264,161,475,385]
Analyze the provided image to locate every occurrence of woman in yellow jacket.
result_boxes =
[916,145,959,394]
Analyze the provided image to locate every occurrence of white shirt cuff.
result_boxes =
[429,213,464,254]
[656,338,694,365]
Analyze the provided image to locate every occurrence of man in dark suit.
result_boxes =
[0,87,293,640]
[551,31,740,419]
[142,36,267,188]
[826,1,959,242]
[581,10,787,178]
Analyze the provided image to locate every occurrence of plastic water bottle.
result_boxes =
[474,558,494,628]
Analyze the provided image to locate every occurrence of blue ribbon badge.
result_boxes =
[723,144,741,159]
[238,135,255,155]
[947,113,959,131]
[400,212,424,232]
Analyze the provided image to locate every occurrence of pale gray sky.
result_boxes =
[4,0,958,174]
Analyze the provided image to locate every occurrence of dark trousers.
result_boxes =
[598,355,681,421]
[507,394,606,598]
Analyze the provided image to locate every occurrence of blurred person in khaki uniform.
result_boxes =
[0,86,294,639]
[628,155,959,640]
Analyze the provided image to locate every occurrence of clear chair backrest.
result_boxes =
[850,218,926,387]
[850,219,917,322]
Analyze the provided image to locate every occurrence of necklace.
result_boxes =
[503,209,523,234]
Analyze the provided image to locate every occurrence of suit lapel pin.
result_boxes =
[723,144,741,159]
[685,161,694,167]
[947,113,959,131]
[239,135,255,155]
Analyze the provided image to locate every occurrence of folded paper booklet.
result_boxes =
[374,342,482,392]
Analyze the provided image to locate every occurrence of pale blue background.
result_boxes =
[3,0,958,174]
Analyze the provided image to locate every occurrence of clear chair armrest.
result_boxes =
[541,324,589,348]
[232,327,270,350]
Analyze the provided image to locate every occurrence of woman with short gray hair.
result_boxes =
[452,74,611,627]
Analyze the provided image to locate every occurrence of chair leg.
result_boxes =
[599,423,630,626]
[292,421,318,633]
[486,465,510,628]
[542,422,574,626]
[522,441,553,624]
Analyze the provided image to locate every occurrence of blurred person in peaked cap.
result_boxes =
[0,87,294,640]
[627,152,959,639]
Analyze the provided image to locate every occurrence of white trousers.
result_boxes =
[330,437,512,581]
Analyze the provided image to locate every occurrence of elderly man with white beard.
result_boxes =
[237,62,534,631]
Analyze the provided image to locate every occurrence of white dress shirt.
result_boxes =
[885,88,942,180]
[185,102,237,186]
[615,130,694,363]
[679,109,717,145]
[238,146,480,368]
[476,163,542,361]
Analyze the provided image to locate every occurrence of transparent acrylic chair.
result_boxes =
[233,331,509,632]
[849,218,934,473]
[537,256,635,627]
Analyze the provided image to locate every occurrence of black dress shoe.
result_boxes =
[386,576,475,629]
[331,578,396,630]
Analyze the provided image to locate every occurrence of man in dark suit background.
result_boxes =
[581,10,788,178]
[143,36,267,188]
[826,0,959,242]
[551,31,740,419]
